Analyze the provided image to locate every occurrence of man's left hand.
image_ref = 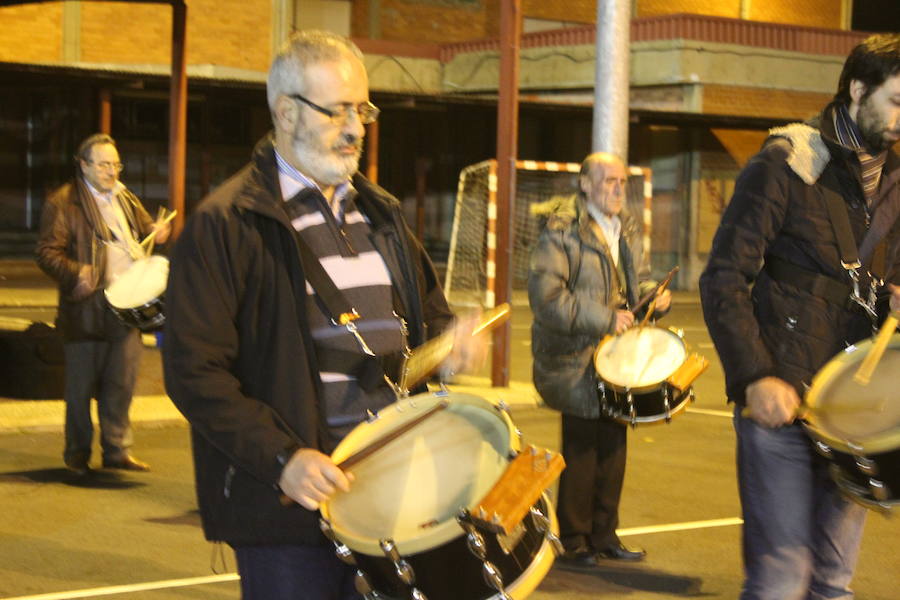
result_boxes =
[889,283,900,313]
[655,289,672,312]
[151,218,172,245]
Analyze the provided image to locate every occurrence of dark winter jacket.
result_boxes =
[36,178,155,341]
[528,195,659,418]
[700,104,900,405]
[162,135,453,545]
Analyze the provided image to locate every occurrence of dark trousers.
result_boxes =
[63,330,142,462]
[233,543,361,600]
[556,413,627,552]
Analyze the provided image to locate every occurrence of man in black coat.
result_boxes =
[162,31,483,600]
[700,34,900,600]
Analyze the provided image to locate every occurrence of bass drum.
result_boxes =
[804,335,900,512]
[320,392,559,600]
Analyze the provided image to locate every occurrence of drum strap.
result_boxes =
[290,227,391,392]
[763,255,853,306]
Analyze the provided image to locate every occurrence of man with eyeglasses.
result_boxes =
[36,133,172,476]
[163,31,480,600]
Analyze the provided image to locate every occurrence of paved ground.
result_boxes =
[0,260,897,600]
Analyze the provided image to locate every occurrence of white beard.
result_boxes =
[292,125,361,186]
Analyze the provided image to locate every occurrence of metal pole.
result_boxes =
[98,88,111,134]
[366,120,379,184]
[168,0,187,237]
[593,0,631,158]
[491,0,521,388]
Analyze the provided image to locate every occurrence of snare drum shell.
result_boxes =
[351,495,556,600]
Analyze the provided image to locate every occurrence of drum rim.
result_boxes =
[593,326,687,393]
[606,394,692,426]
[495,492,559,600]
[320,392,520,556]
[805,336,900,455]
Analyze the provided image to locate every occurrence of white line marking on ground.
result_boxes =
[620,517,743,537]
[697,342,715,348]
[2,517,747,599]
[2,574,240,600]
[688,407,733,418]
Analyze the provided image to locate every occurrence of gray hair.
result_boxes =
[76,133,116,163]
[266,30,364,114]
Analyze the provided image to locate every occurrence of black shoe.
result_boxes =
[596,543,646,562]
[555,547,600,571]
[102,454,151,472]
[64,454,91,476]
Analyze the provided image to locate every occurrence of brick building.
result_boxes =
[1,0,898,287]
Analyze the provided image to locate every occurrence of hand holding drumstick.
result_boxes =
[140,209,177,255]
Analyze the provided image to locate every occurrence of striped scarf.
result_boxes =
[833,104,888,205]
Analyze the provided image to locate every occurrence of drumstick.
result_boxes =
[140,209,178,254]
[279,400,450,506]
[852,311,900,385]
[632,266,679,317]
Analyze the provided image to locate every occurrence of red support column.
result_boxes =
[98,88,111,134]
[168,0,187,237]
[491,0,521,387]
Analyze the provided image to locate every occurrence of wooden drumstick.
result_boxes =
[632,266,679,317]
[279,400,449,506]
[141,209,178,255]
[853,311,900,386]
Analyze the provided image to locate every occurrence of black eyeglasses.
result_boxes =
[88,161,124,173]
[288,93,380,125]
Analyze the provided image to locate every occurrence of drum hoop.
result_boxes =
[607,394,692,426]
[496,492,559,600]
[320,392,520,557]
[805,336,900,455]
[593,326,687,392]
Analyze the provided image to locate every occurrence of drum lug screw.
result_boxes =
[379,539,401,562]
[814,441,833,458]
[481,561,507,595]
[354,570,375,598]
[855,456,878,477]
[467,530,487,560]
[869,479,889,502]
[411,588,429,600]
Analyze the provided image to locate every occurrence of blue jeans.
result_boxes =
[233,543,360,600]
[734,408,867,600]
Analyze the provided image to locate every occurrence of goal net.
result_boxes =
[444,159,652,307]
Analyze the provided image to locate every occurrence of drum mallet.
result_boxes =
[853,311,900,386]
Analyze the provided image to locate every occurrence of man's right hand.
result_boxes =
[613,309,635,335]
[744,376,801,428]
[277,448,353,511]
[72,265,96,300]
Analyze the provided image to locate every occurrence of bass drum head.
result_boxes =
[105,255,169,309]
[805,336,900,454]
[594,327,686,391]
[321,392,517,556]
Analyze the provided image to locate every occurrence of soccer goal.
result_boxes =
[444,159,652,308]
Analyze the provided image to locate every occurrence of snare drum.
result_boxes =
[804,336,900,512]
[320,392,560,600]
[104,255,169,331]
[594,326,708,426]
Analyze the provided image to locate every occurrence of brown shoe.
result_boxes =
[102,455,151,472]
